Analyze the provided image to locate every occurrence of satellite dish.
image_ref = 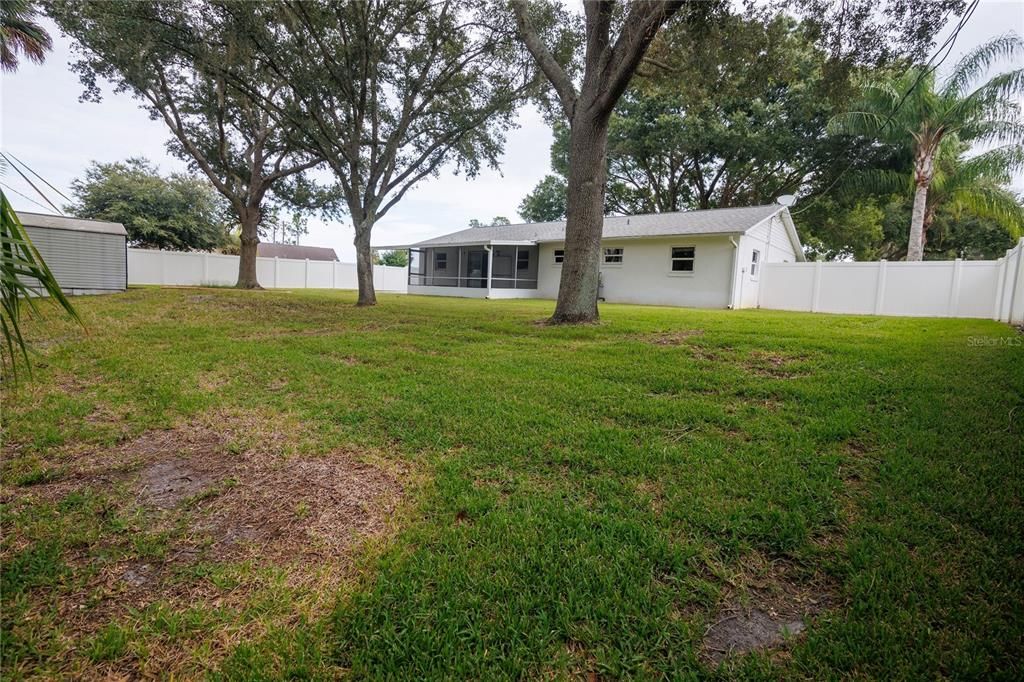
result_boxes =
[776,194,797,207]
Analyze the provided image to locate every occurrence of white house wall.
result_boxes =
[537,236,736,309]
[734,215,798,309]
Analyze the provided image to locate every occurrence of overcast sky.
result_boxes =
[1,0,1021,261]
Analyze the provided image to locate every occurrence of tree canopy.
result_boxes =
[518,13,863,221]
[68,158,230,251]
[208,0,537,305]
[49,0,323,287]
[828,34,1024,259]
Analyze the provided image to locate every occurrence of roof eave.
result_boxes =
[534,230,747,244]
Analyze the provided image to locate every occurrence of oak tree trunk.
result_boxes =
[552,108,610,323]
[236,208,262,289]
[354,227,377,306]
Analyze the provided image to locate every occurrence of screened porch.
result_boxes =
[408,245,539,291]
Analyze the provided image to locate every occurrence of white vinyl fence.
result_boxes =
[127,248,407,293]
[760,238,1024,323]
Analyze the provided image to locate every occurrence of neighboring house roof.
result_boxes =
[379,205,802,257]
[257,243,339,261]
[17,211,128,237]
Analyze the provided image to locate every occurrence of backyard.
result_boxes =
[1,288,1022,679]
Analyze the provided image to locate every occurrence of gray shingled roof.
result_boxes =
[18,211,128,237]
[408,205,785,248]
[257,243,339,261]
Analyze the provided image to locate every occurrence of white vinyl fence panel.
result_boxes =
[760,238,1024,323]
[127,248,407,293]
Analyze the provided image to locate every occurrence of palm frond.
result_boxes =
[957,145,1024,179]
[827,110,890,137]
[0,191,82,378]
[839,169,912,199]
[956,118,1024,147]
[942,33,1024,97]
[946,181,1024,239]
[0,0,52,71]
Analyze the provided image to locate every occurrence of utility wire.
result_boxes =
[792,0,980,215]
[0,152,65,215]
[2,150,72,203]
[0,181,58,213]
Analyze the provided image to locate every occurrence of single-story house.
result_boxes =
[376,204,804,309]
[18,212,128,295]
[256,243,339,261]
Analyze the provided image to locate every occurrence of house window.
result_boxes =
[603,248,624,264]
[435,252,447,270]
[553,249,564,264]
[671,246,695,272]
[750,250,760,277]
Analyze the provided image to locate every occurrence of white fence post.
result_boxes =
[947,258,963,317]
[1009,240,1024,324]
[332,261,337,289]
[202,252,209,284]
[810,261,822,313]
[273,256,280,288]
[874,260,887,315]
[304,258,310,288]
[994,252,1008,321]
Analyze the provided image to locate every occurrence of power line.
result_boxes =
[792,0,980,215]
[0,182,58,213]
[0,152,65,215]
[2,150,72,203]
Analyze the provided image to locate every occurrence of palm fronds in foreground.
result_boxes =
[0,190,81,378]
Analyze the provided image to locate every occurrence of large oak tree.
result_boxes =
[48,0,322,288]
[512,0,725,323]
[215,0,537,306]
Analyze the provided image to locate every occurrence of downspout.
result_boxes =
[727,236,739,309]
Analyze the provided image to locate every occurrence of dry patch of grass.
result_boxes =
[638,329,705,346]
[2,410,408,678]
[701,551,837,665]
[740,350,810,379]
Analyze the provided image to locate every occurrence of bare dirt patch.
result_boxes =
[192,449,402,562]
[639,329,705,346]
[138,457,231,510]
[11,414,406,638]
[701,552,836,665]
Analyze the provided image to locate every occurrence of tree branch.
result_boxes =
[510,0,577,120]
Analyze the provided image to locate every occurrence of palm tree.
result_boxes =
[830,34,1024,260]
[1,0,52,72]
[927,142,1024,242]
[846,138,1024,255]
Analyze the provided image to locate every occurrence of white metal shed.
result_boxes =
[18,212,128,295]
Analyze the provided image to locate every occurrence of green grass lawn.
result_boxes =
[2,287,1022,680]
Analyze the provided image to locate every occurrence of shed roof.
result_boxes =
[390,205,788,249]
[17,211,128,237]
[256,243,339,261]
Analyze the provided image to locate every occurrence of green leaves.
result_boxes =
[67,158,231,251]
[0,0,53,72]
[0,191,81,378]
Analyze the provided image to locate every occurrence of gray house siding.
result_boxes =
[24,224,127,294]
